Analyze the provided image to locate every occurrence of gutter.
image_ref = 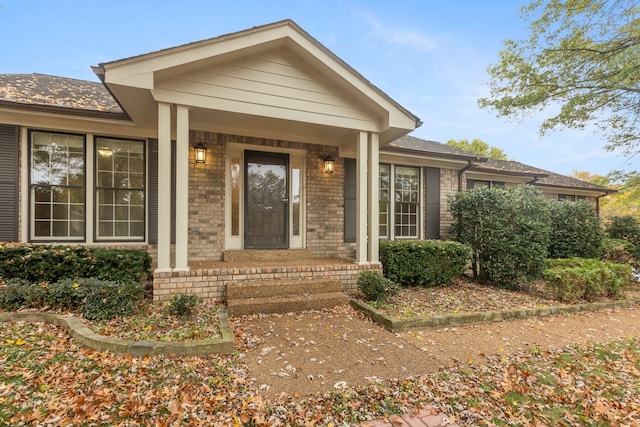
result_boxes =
[458,160,475,192]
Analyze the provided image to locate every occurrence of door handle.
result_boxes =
[282,198,289,203]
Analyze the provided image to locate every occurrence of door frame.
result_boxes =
[225,143,306,250]
[243,150,289,249]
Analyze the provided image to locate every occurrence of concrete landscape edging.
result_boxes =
[0,309,235,356]
[350,297,640,332]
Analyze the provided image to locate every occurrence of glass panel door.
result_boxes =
[244,151,289,248]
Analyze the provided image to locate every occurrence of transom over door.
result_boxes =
[244,151,289,249]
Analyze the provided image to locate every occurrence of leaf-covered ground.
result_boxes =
[82,300,223,342]
[2,318,640,426]
[362,279,638,318]
[2,283,640,425]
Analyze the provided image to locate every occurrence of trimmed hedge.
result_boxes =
[0,277,144,320]
[0,243,152,284]
[543,258,631,303]
[357,270,401,302]
[379,240,470,287]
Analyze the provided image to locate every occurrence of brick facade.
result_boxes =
[185,131,355,262]
[153,262,382,302]
[439,168,459,239]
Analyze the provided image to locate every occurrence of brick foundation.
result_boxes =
[152,261,382,302]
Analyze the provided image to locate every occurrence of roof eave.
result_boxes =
[0,100,131,121]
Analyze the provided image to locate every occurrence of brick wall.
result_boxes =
[153,262,381,302]
[186,131,355,262]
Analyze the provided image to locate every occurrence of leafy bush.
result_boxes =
[166,294,201,318]
[449,185,550,288]
[357,270,401,302]
[0,279,47,311]
[81,278,145,321]
[379,240,470,287]
[46,278,86,311]
[0,243,152,286]
[547,201,604,259]
[605,215,640,244]
[0,276,144,320]
[543,258,631,302]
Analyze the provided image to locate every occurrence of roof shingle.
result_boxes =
[0,73,122,113]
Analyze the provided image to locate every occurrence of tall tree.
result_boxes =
[446,138,509,160]
[478,0,640,155]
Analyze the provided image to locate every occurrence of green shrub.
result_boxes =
[357,270,401,302]
[548,201,604,259]
[0,243,152,286]
[166,294,201,318]
[379,240,470,287]
[46,278,86,311]
[449,185,549,288]
[81,279,144,321]
[543,258,631,302]
[0,279,47,311]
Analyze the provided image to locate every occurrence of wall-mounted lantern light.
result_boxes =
[194,142,207,164]
[323,155,335,174]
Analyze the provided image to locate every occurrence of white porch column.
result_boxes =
[174,105,190,271]
[367,132,380,264]
[356,131,369,265]
[156,102,172,272]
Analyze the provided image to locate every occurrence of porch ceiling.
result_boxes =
[95,20,420,147]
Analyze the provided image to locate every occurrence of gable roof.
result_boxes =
[93,19,421,143]
[0,73,126,118]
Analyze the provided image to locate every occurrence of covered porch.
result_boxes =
[94,20,419,303]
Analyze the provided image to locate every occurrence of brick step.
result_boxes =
[226,278,342,299]
[223,249,313,262]
[227,292,348,316]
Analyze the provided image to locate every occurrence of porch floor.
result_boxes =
[188,257,355,270]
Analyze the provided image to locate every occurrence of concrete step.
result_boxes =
[226,278,342,299]
[227,292,348,316]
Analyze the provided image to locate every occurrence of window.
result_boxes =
[467,179,505,190]
[394,166,420,238]
[558,194,586,202]
[95,137,145,240]
[378,164,421,239]
[30,131,85,240]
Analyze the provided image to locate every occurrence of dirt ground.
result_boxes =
[231,304,640,398]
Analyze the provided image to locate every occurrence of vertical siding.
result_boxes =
[0,124,19,242]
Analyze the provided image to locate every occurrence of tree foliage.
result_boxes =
[478,0,640,154]
[448,185,550,288]
[571,170,640,219]
[446,138,509,160]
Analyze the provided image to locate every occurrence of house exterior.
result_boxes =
[0,20,612,301]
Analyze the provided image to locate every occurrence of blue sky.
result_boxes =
[1,0,635,176]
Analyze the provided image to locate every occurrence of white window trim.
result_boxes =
[23,129,149,245]
[381,164,422,240]
[225,142,306,250]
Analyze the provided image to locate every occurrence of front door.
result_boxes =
[244,151,289,249]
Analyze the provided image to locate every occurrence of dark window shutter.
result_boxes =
[0,124,19,242]
[344,158,356,243]
[148,139,158,244]
[425,167,440,240]
[147,138,176,245]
